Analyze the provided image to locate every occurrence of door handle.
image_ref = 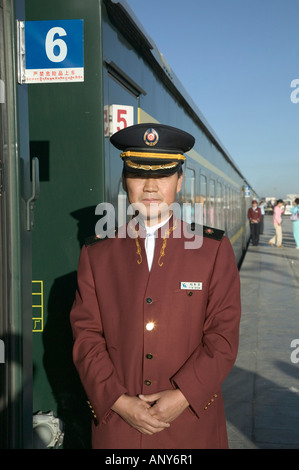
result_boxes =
[26,157,40,231]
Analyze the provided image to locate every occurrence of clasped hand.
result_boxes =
[112,389,189,435]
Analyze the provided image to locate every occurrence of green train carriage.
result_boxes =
[0,0,257,448]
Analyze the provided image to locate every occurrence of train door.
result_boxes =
[25,0,107,449]
[0,0,32,448]
[0,0,9,447]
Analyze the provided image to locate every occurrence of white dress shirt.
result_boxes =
[144,217,171,271]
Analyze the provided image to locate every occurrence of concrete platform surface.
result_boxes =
[223,215,299,449]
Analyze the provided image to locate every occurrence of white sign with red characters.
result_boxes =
[18,19,84,84]
[104,104,134,137]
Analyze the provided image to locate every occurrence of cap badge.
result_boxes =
[205,228,214,235]
[143,128,159,146]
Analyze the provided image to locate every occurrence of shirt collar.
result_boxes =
[145,215,172,235]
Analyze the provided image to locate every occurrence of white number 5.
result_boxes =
[45,27,68,63]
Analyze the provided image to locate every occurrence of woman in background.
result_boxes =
[268,199,285,248]
[290,198,299,249]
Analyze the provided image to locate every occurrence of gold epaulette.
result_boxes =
[85,229,117,247]
[84,234,105,247]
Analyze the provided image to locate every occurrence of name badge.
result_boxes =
[180,282,202,290]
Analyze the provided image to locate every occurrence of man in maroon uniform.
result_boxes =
[70,123,241,449]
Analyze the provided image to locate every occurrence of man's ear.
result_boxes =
[176,173,183,193]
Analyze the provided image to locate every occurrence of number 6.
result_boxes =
[45,27,68,63]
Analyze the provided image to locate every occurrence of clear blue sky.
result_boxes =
[126,0,299,199]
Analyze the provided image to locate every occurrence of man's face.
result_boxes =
[123,172,183,226]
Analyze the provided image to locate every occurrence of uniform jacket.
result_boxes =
[70,217,241,449]
[247,207,261,223]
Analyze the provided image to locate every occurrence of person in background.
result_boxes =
[258,200,266,234]
[290,198,299,249]
[268,199,285,248]
[247,200,261,246]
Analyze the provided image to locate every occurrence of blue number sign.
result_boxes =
[24,19,84,83]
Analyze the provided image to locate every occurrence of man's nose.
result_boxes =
[143,178,158,192]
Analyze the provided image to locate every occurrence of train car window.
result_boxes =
[235,190,239,228]
[200,174,207,225]
[233,190,239,229]
[223,185,228,233]
[231,189,234,229]
[235,190,241,229]
[237,191,242,227]
[210,179,215,228]
[233,190,237,228]
[225,186,231,233]
[183,167,196,223]
[231,189,234,230]
[217,182,224,230]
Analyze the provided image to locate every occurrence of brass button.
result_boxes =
[146,353,153,359]
[146,297,153,304]
[144,379,151,386]
[146,322,155,331]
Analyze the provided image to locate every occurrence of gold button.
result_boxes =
[146,353,153,359]
[145,379,151,386]
[146,322,155,331]
[146,297,153,304]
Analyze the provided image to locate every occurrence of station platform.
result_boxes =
[223,215,299,449]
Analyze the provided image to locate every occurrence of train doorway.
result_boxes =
[0,0,32,448]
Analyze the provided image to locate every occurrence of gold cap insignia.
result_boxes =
[143,128,159,146]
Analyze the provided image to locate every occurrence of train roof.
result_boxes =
[104,0,255,190]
